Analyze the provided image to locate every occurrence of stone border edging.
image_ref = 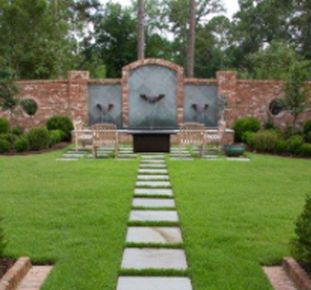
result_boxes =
[0,257,32,290]
[283,257,311,290]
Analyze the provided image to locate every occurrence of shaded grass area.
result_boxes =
[0,149,138,290]
[168,154,311,290]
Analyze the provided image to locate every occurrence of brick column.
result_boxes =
[216,71,237,127]
[67,71,90,123]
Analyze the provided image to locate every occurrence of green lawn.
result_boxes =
[0,150,138,290]
[1,151,310,290]
[168,154,311,290]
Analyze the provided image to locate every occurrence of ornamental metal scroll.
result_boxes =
[140,94,165,104]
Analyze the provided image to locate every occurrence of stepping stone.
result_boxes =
[136,181,171,188]
[140,164,167,169]
[134,188,173,197]
[137,175,169,181]
[129,210,178,222]
[121,248,187,270]
[126,227,182,244]
[139,169,168,174]
[141,159,166,164]
[62,154,84,158]
[141,155,164,160]
[117,277,193,290]
[133,198,175,208]
[226,157,250,162]
[57,158,78,161]
[170,157,193,161]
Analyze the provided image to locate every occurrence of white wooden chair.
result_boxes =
[92,123,119,158]
[73,120,92,151]
[178,122,206,156]
[203,119,226,153]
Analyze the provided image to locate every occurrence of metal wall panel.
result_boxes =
[184,84,218,127]
[88,84,122,127]
[128,65,177,129]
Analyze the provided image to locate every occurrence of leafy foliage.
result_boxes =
[15,137,29,152]
[26,127,50,151]
[292,194,311,271]
[233,117,261,142]
[0,139,10,153]
[20,99,38,116]
[0,118,9,134]
[46,115,73,141]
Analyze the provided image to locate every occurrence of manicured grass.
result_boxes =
[168,154,311,290]
[0,149,138,290]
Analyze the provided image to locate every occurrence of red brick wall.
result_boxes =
[1,62,310,132]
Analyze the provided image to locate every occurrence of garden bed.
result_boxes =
[0,258,15,279]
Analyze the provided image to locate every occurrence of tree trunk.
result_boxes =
[137,0,145,60]
[187,0,196,77]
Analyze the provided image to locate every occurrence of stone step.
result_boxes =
[117,277,192,290]
[126,227,183,244]
[134,188,173,197]
[263,266,299,290]
[129,210,178,222]
[140,159,166,164]
[141,155,165,160]
[136,181,171,188]
[137,175,169,181]
[16,266,53,290]
[57,158,78,161]
[121,248,187,270]
[62,154,84,158]
[132,198,175,208]
[170,157,194,161]
[139,169,168,175]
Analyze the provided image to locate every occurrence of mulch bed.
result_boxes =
[0,258,15,279]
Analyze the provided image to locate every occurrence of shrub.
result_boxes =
[286,135,304,155]
[242,131,256,149]
[49,129,65,146]
[292,194,311,271]
[26,127,50,151]
[0,117,9,134]
[0,133,16,149]
[275,140,288,155]
[11,126,24,136]
[0,139,9,153]
[46,115,73,141]
[233,117,261,142]
[301,144,311,158]
[264,116,276,130]
[20,98,38,116]
[305,132,311,143]
[304,120,311,135]
[15,137,28,152]
[251,130,280,153]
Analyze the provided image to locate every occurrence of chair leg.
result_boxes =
[92,146,97,159]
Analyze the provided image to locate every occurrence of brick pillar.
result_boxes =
[67,71,90,123]
[216,71,237,127]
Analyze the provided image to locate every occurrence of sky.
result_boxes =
[100,0,240,19]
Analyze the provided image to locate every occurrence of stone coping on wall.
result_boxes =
[184,78,217,85]
[88,79,121,85]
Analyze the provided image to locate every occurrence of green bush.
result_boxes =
[49,129,65,146]
[286,135,304,155]
[0,139,9,153]
[250,130,280,153]
[242,131,256,149]
[305,132,311,143]
[304,120,311,134]
[26,127,50,151]
[0,215,6,257]
[301,144,311,157]
[233,117,261,142]
[46,115,73,141]
[0,117,9,134]
[275,140,288,155]
[20,98,38,116]
[15,137,28,152]
[0,133,16,149]
[292,194,311,271]
[11,126,24,136]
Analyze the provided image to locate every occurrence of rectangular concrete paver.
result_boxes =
[139,169,168,174]
[137,175,169,181]
[133,198,175,208]
[129,210,178,222]
[141,159,166,164]
[136,181,171,188]
[117,277,192,290]
[263,266,299,290]
[126,227,183,244]
[17,266,53,290]
[140,164,167,169]
[134,188,173,197]
[121,248,188,270]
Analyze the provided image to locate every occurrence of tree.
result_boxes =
[137,0,145,59]
[187,0,196,77]
[283,62,310,127]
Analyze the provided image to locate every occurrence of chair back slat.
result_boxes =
[92,123,118,146]
[179,122,205,145]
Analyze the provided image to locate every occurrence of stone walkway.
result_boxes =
[117,154,193,290]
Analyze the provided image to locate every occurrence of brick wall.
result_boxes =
[1,60,310,132]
